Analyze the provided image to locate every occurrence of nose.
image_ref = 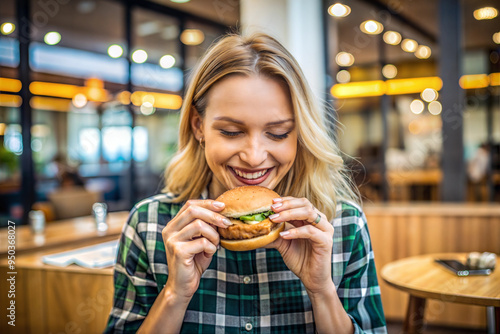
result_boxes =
[239,135,268,167]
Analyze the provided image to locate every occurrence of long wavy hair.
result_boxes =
[164,33,359,220]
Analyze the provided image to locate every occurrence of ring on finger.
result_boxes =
[312,212,321,225]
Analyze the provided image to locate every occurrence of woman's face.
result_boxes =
[192,74,298,198]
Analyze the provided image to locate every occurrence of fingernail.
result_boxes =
[217,244,221,250]
[213,201,225,208]
[269,213,279,220]
[273,198,283,203]
[272,202,282,209]
[280,231,290,237]
[222,218,233,226]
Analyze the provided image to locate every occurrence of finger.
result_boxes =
[172,203,232,231]
[270,206,330,232]
[176,219,220,246]
[271,197,313,215]
[183,237,218,258]
[177,199,226,216]
[279,225,333,245]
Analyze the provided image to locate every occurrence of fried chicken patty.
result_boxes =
[218,218,275,240]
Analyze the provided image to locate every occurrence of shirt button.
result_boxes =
[243,276,251,284]
[245,322,253,331]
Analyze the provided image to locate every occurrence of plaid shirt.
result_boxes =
[105,192,386,333]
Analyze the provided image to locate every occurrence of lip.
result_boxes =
[229,166,274,185]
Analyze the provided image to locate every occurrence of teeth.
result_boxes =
[234,168,268,180]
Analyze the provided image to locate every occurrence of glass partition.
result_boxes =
[0,0,21,223]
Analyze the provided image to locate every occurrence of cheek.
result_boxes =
[275,139,298,166]
[205,142,234,167]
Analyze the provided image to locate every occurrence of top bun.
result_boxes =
[216,186,280,218]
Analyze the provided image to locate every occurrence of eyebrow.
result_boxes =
[213,116,295,126]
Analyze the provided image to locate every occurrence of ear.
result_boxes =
[190,107,204,141]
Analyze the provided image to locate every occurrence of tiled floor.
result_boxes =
[386,321,487,334]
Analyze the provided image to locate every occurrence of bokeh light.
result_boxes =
[107,44,124,58]
[360,20,384,35]
[421,88,438,102]
[335,52,354,67]
[1,22,15,35]
[44,31,61,45]
[410,99,424,114]
[160,55,176,69]
[336,70,351,83]
[132,49,148,63]
[401,39,418,52]
[382,64,397,79]
[383,31,402,45]
[328,3,351,17]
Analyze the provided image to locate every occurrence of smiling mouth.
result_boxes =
[229,167,273,183]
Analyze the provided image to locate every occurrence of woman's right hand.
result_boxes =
[161,199,232,302]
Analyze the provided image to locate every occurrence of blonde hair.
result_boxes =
[164,33,359,220]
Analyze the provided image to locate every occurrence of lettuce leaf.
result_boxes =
[239,210,274,222]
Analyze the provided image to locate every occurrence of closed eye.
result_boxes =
[268,131,291,140]
[220,130,242,137]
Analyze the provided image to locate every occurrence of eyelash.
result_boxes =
[219,130,291,140]
[220,130,241,137]
[269,132,290,140]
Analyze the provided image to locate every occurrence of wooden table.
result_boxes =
[0,239,116,333]
[0,211,129,256]
[381,253,500,333]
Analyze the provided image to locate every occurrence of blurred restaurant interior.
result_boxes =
[0,0,499,333]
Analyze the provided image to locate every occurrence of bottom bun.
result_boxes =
[220,222,285,251]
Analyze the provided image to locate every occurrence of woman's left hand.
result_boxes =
[266,197,334,295]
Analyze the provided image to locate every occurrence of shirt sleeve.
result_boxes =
[337,206,387,334]
[104,207,159,333]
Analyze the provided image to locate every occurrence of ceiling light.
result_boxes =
[415,45,431,59]
[140,102,155,115]
[44,31,61,45]
[335,52,354,67]
[410,99,424,114]
[401,39,418,52]
[328,3,351,17]
[428,101,442,115]
[180,29,204,45]
[72,93,87,108]
[107,44,123,58]
[360,20,384,35]
[159,55,176,69]
[170,0,191,3]
[383,31,402,45]
[336,70,351,83]
[382,64,397,79]
[493,32,500,44]
[1,22,15,35]
[132,49,148,63]
[473,7,498,20]
[421,88,438,102]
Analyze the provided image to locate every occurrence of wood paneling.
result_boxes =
[365,203,500,329]
[0,241,115,334]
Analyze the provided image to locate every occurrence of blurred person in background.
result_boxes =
[468,143,490,183]
[105,33,386,333]
[467,142,491,201]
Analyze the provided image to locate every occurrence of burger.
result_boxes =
[216,186,285,251]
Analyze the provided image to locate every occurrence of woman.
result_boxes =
[105,33,386,333]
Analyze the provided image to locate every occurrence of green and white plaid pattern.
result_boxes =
[105,193,387,333]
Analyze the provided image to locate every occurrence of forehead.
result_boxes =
[205,74,294,121]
